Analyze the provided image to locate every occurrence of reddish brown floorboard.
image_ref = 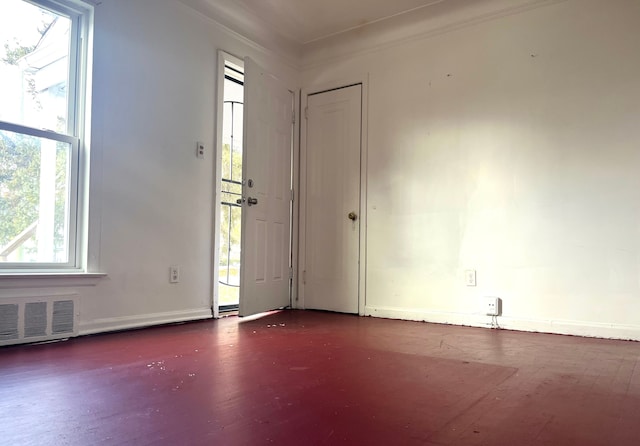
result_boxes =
[2,310,640,445]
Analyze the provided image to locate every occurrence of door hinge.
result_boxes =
[303,270,306,284]
[289,267,293,280]
[304,106,308,120]
[290,189,294,202]
[292,110,296,124]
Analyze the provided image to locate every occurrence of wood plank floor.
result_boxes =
[2,310,640,445]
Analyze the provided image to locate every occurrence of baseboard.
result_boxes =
[365,306,640,342]
[79,308,213,336]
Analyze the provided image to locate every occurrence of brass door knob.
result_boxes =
[348,212,358,221]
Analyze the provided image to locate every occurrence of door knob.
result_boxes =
[236,198,245,205]
[247,197,258,206]
[348,212,357,221]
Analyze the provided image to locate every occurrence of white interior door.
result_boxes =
[239,58,293,317]
[303,85,362,313]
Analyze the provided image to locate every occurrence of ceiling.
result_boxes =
[224,0,447,44]
[180,0,554,63]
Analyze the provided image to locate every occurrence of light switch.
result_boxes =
[196,141,205,159]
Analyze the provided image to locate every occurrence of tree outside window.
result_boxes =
[0,0,83,266]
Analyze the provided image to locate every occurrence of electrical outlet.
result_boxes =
[465,269,476,287]
[196,141,205,159]
[169,265,180,283]
[485,297,500,316]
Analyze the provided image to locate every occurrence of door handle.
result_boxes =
[348,211,357,221]
[247,197,258,206]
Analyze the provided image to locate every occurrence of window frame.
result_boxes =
[0,0,93,273]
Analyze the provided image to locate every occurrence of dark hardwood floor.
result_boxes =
[2,310,640,445]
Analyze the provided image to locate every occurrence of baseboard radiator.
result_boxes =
[0,295,78,346]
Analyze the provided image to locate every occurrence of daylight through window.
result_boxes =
[0,0,90,269]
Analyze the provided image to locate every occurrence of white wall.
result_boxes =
[3,0,639,342]
[0,0,299,335]
[302,0,640,339]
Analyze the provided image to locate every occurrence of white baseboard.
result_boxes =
[79,308,213,336]
[365,306,640,342]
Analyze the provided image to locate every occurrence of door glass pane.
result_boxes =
[0,129,71,263]
[219,73,243,309]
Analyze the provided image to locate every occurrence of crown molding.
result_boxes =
[176,0,302,69]
[302,0,568,70]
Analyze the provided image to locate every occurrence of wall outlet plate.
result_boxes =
[485,297,500,316]
[169,265,180,283]
[465,269,476,286]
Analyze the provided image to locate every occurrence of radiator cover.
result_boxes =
[0,295,78,346]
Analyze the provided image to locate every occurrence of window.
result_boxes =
[0,0,91,270]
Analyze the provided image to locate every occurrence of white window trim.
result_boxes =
[0,272,106,288]
[0,0,97,280]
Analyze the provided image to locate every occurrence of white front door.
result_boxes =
[239,58,293,317]
[302,85,362,313]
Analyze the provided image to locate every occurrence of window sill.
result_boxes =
[0,273,106,289]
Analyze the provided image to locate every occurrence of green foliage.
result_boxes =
[3,39,42,107]
[0,133,69,259]
[0,133,40,248]
[1,40,35,65]
[2,13,56,66]
[54,142,69,252]
[221,142,242,182]
[219,143,242,270]
[0,16,69,260]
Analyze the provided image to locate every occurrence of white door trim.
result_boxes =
[290,89,301,308]
[298,73,369,316]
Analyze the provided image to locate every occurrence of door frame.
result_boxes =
[298,74,369,316]
[212,50,244,319]
[213,51,301,318]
